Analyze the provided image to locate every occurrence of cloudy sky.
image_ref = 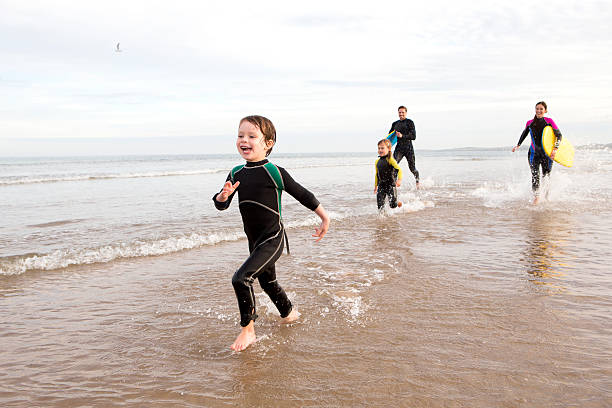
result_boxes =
[1,0,611,156]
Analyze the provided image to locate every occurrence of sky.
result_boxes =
[1,0,611,156]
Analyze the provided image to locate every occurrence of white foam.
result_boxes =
[398,191,436,213]
[0,169,226,186]
[331,293,366,321]
[284,206,373,229]
[0,204,381,276]
[376,191,434,215]
[417,176,435,189]
[0,230,244,276]
[470,161,612,209]
[471,180,530,208]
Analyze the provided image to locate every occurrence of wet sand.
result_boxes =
[2,207,611,407]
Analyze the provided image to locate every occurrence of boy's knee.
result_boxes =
[260,279,280,295]
[232,271,249,288]
[260,282,275,296]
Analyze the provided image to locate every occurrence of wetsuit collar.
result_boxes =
[245,159,269,167]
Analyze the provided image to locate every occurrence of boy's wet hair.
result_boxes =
[378,138,393,159]
[398,105,407,111]
[240,115,276,156]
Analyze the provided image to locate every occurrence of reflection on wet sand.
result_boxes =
[521,211,574,291]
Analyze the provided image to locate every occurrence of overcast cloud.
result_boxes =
[1,0,611,155]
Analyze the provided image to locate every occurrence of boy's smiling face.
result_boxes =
[236,121,273,162]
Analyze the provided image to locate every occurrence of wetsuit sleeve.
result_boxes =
[545,118,563,142]
[389,120,397,134]
[212,172,236,210]
[388,157,403,180]
[278,167,320,211]
[390,119,416,140]
[405,119,416,140]
[516,123,530,146]
[374,159,379,187]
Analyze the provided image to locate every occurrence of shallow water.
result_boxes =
[1,149,611,406]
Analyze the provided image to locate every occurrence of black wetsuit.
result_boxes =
[375,156,402,209]
[389,118,419,182]
[516,117,562,192]
[213,159,320,327]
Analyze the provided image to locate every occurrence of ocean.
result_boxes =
[1,147,611,407]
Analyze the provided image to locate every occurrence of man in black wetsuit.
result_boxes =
[389,106,420,188]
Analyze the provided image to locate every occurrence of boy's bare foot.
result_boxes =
[416,182,420,190]
[533,196,540,205]
[230,322,256,352]
[397,201,403,208]
[280,309,301,324]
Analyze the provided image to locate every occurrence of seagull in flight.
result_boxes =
[115,42,122,52]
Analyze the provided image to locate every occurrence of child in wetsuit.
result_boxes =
[512,101,563,204]
[213,115,330,352]
[374,138,403,210]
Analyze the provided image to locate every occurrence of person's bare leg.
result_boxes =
[279,308,300,324]
[231,321,256,352]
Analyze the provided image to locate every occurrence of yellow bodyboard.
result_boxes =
[542,125,574,167]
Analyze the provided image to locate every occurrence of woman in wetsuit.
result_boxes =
[512,101,562,204]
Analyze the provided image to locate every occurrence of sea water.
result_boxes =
[1,147,611,406]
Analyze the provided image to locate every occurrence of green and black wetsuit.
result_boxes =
[213,159,320,327]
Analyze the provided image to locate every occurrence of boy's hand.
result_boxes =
[216,181,240,202]
[312,205,330,242]
[396,180,401,187]
[313,219,329,242]
[396,131,403,138]
[374,186,378,193]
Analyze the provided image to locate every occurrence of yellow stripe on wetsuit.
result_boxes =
[374,157,403,187]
